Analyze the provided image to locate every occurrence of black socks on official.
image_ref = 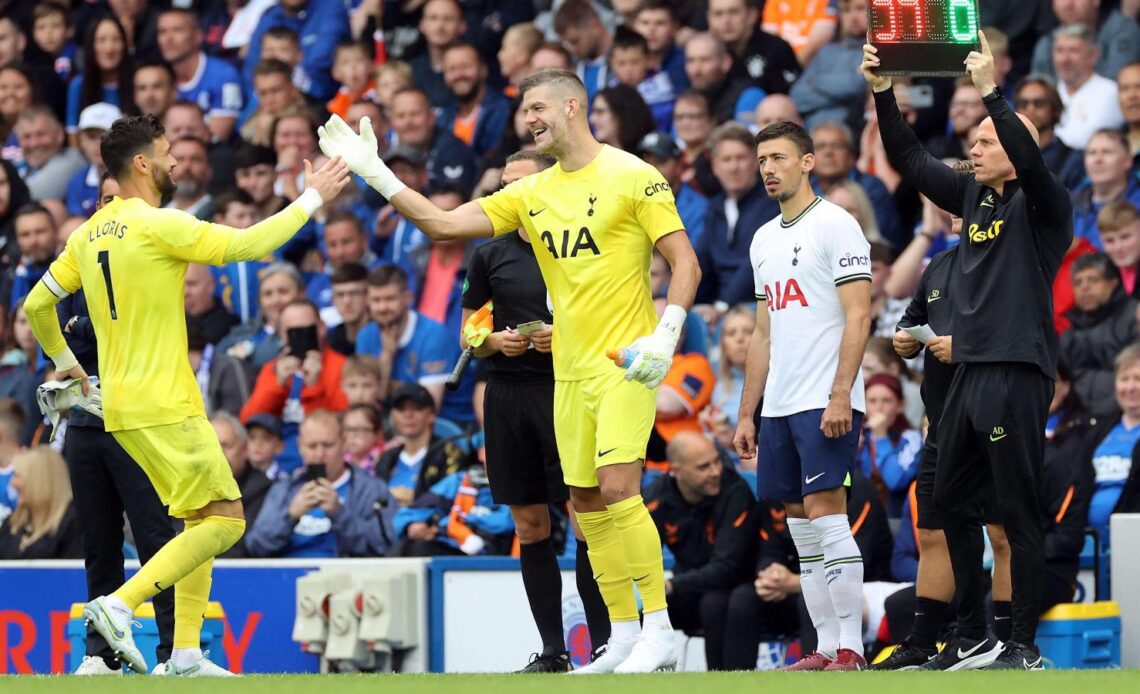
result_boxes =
[912,597,949,652]
[575,539,611,651]
[519,538,566,656]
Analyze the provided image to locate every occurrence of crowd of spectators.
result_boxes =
[1,0,1140,665]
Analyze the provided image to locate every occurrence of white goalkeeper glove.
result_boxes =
[615,305,687,389]
[36,376,103,441]
[317,114,407,200]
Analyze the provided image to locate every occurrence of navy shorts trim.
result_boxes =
[757,408,863,503]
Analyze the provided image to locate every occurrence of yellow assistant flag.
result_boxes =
[463,301,494,348]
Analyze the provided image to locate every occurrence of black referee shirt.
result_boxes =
[461,232,554,383]
[876,88,1073,378]
[897,246,958,425]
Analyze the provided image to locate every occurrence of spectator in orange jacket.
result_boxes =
[241,298,349,433]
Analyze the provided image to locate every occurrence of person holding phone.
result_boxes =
[240,299,350,475]
[245,409,393,558]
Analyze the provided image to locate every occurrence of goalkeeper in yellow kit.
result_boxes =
[24,114,350,676]
[318,69,701,673]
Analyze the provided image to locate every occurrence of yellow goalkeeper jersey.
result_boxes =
[26,194,315,431]
[478,145,685,381]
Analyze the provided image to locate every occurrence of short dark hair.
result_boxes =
[134,58,175,83]
[324,209,365,234]
[213,189,255,217]
[613,25,648,53]
[870,241,897,265]
[159,6,198,23]
[428,182,469,203]
[34,0,69,23]
[505,150,556,170]
[253,58,293,80]
[14,202,53,228]
[334,39,370,61]
[1072,251,1119,281]
[279,298,321,324]
[233,142,276,170]
[443,41,482,65]
[367,264,409,291]
[554,0,601,34]
[263,26,299,45]
[754,120,814,156]
[635,0,677,20]
[332,262,368,285]
[101,113,165,180]
[1014,73,1063,123]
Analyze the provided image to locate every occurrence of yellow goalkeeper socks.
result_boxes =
[113,515,245,609]
[174,556,213,649]
[608,495,668,614]
[575,508,639,622]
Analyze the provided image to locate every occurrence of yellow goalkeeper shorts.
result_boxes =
[112,416,241,518]
[554,369,655,488]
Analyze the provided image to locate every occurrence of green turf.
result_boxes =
[3,671,1140,694]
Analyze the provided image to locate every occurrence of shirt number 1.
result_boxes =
[97,250,118,320]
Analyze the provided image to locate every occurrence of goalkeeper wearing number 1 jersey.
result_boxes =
[23,114,350,677]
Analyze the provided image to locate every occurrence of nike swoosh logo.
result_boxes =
[632,574,649,582]
[97,604,125,640]
[957,641,988,659]
[805,472,826,484]
[990,433,1008,442]
[597,447,617,457]
[927,296,941,302]
[154,581,163,592]
[994,616,1010,620]
[1023,656,1042,669]
[528,208,545,217]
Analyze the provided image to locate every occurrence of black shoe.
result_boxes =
[918,635,1003,671]
[984,641,1044,670]
[869,638,936,670]
[516,652,572,673]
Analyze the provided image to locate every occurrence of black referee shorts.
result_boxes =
[483,380,569,506]
[933,363,1050,523]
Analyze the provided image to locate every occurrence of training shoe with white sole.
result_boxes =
[82,597,146,674]
[74,655,122,676]
[567,637,638,674]
[613,626,677,674]
[155,654,238,677]
[919,635,1002,671]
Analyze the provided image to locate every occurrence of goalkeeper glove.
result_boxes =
[611,305,687,389]
[317,114,407,200]
[37,376,103,441]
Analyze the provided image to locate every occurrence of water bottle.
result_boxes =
[606,349,635,368]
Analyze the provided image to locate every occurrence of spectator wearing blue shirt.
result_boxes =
[610,27,677,133]
[1072,129,1140,250]
[685,33,767,128]
[637,131,708,247]
[1086,345,1140,546]
[695,123,779,306]
[158,8,243,144]
[0,403,22,528]
[858,374,922,518]
[390,88,478,196]
[810,122,904,249]
[2,204,57,312]
[31,1,77,84]
[394,466,514,556]
[1014,75,1086,193]
[410,0,469,110]
[633,0,689,96]
[375,383,471,507]
[788,1,867,133]
[246,410,393,558]
[554,0,615,107]
[307,210,381,322]
[245,0,350,103]
[66,15,133,136]
[368,146,430,271]
[65,103,120,220]
[355,265,470,425]
[437,43,511,159]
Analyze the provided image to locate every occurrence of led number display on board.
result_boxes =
[868,0,981,76]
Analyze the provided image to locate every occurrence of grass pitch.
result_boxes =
[3,670,1140,694]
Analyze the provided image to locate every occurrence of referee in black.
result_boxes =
[61,173,176,675]
[460,150,608,672]
[863,33,1072,669]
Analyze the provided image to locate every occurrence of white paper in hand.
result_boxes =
[903,324,938,344]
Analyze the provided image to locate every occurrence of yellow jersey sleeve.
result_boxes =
[629,166,685,245]
[25,242,83,365]
[477,179,526,236]
[145,207,230,265]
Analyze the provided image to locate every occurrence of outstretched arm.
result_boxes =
[319,115,496,241]
[862,43,970,215]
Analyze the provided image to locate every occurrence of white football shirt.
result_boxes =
[750,196,872,417]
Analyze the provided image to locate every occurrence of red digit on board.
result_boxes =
[899,0,925,40]
[872,0,898,42]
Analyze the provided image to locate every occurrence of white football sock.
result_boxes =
[172,647,203,669]
[788,517,840,658]
[813,513,865,657]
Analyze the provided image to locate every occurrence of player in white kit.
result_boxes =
[733,121,873,671]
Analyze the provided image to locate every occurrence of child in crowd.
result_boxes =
[328,41,377,119]
[609,26,675,132]
[343,402,386,472]
[32,1,76,82]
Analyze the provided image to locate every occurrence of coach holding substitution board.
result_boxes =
[862,32,1073,669]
